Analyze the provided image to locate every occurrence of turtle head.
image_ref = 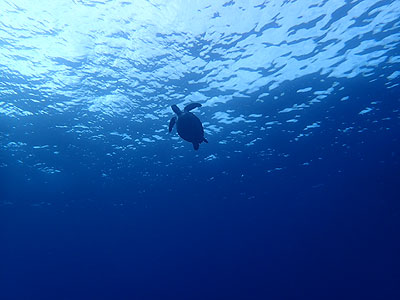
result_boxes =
[171,104,182,116]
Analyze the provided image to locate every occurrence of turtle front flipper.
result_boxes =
[193,143,200,150]
[184,103,202,112]
[171,105,182,115]
[169,116,177,132]
[203,138,208,143]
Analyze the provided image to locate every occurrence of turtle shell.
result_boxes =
[176,112,204,144]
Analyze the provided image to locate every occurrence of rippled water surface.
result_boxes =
[1,0,399,180]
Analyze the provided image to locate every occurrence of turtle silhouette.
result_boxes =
[169,103,208,150]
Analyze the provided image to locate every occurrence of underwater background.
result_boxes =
[1,0,400,299]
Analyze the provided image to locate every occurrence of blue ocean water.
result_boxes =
[1,0,400,299]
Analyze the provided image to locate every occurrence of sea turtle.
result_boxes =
[169,103,208,150]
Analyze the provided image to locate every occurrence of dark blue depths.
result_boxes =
[1,155,400,299]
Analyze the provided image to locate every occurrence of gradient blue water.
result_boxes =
[1,0,400,299]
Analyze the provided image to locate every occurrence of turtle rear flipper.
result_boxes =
[184,103,202,112]
[193,143,200,150]
[169,116,177,132]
